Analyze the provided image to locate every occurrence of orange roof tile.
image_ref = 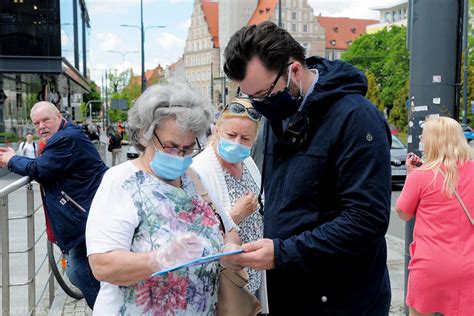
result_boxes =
[247,0,278,26]
[316,16,378,50]
[145,69,154,81]
[202,0,219,48]
[169,57,183,71]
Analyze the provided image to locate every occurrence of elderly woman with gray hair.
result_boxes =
[86,82,238,314]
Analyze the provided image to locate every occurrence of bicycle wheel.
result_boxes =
[47,240,84,300]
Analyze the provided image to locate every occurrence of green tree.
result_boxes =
[83,80,102,113]
[342,26,409,117]
[469,0,474,66]
[122,69,142,103]
[366,71,384,113]
[460,63,474,124]
[389,81,409,141]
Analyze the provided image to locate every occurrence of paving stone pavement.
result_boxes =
[56,234,407,315]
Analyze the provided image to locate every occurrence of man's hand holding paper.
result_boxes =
[220,238,275,271]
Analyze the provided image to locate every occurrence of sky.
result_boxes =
[86,0,391,84]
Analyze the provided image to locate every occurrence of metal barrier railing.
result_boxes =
[0,177,54,315]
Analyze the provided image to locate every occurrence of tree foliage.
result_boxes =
[83,80,102,113]
[365,71,384,113]
[469,0,474,66]
[342,26,409,114]
[460,62,474,124]
[389,81,409,139]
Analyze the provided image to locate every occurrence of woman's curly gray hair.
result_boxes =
[128,81,214,152]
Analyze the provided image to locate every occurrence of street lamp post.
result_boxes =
[121,0,165,92]
[107,50,139,74]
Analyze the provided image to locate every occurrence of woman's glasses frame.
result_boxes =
[154,131,202,157]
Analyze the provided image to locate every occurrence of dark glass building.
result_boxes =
[0,0,91,134]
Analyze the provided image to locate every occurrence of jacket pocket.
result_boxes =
[49,193,88,250]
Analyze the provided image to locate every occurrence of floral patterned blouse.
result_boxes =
[86,161,224,315]
[223,165,263,294]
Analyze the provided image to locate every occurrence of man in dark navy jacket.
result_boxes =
[0,101,108,309]
[221,22,392,315]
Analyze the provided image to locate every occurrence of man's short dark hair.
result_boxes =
[223,21,306,81]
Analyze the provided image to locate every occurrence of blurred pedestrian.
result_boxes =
[109,129,122,166]
[396,116,474,316]
[117,120,125,138]
[192,98,265,299]
[17,132,38,158]
[0,101,108,309]
[86,82,239,314]
[220,21,392,315]
[106,124,115,137]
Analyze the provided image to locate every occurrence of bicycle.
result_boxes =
[47,240,84,300]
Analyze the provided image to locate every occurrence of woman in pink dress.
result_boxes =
[396,116,474,316]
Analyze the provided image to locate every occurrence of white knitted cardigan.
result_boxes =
[190,145,261,233]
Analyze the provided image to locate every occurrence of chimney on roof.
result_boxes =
[333,27,338,32]
[259,9,263,14]
[266,8,270,13]
[351,27,356,33]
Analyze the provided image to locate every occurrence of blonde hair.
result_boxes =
[209,98,260,145]
[421,116,473,197]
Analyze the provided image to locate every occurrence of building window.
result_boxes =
[303,24,308,32]
[330,39,336,46]
[292,12,297,20]
[292,24,297,32]
[385,12,391,22]
[302,42,309,53]
[0,0,61,57]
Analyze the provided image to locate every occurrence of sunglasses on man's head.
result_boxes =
[223,102,262,122]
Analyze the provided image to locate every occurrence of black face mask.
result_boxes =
[251,86,303,121]
[250,64,303,121]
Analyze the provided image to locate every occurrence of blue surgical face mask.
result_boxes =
[150,150,193,180]
[217,137,251,163]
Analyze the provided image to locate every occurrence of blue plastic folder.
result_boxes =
[151,249,244,277]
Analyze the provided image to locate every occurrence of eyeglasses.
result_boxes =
[236,62,294,102]
[223,102,262,122]
[153,132,202,157]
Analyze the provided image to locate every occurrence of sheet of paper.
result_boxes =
[151,249,243,276]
